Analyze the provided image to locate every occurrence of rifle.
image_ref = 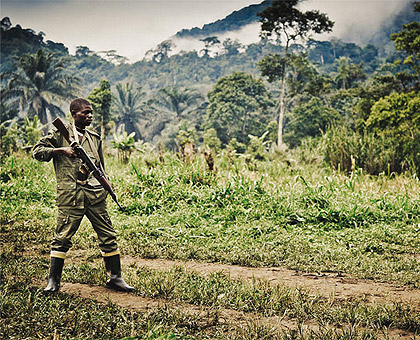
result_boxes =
[52,117,125,211]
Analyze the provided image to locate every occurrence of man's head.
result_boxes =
[70,98,93,128]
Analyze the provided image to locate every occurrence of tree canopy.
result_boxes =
[206,72,274,145]
[1,49,80,125]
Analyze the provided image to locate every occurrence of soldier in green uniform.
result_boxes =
[33,98,134,293]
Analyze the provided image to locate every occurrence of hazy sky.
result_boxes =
[1,0,412,62]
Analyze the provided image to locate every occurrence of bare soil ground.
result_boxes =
[116,256,420,311]
[59,282,416,340]
[32,249,420,339]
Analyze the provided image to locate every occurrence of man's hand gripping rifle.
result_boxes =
[52,117,125,211]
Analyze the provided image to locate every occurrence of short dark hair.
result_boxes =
[70,98,91,115]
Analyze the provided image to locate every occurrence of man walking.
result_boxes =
[33,98,134,293]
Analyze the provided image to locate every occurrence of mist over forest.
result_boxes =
[1,0,419,175]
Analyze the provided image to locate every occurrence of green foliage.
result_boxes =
[20,116,42,146]
[0,122,19,156]
[206,72,274,146]
[203,128,221,153]
[1,49,80,125]
[176,127,196,148]
[0,17,68,73]
[146,40,175,63]
[257,53,286,83]
[322,127,398,175]
[257,0,333,147]
[258,0,334,44]
[153,86,203,118]
[284,97,341,148]
[226,137,246,154]
[367,91,420,173]
[114,82,146,140]
[88,79,113,139]
[390,3,420,77]
[334,57,366,90]
[111,130,136,163]
[245,131,271,161]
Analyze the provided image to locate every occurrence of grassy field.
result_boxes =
[1,149,419,339]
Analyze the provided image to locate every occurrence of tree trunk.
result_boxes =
[277,43,289,150]
[101,116,105,141]
[277,78,286,150]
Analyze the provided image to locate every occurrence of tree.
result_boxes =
[200,36,220,57]
[284,97,341,148]
[206,72,273,146]
[146,40,175,63]
[88,79,113,140]
[285,53,332,98]
[111,130,136,163]
[1,49,80,126]
[222,38,242,56]
[258,0,334,148]
[75,46,94,58]
[366,91,420,173]
[1,17,12,31]
[97,50,128,65]
[114,82,145,140]
[153,86,203,118]
[390,1,420,83]
[334,57,366,90]
[21,116,43,146]
[143,86,203,146]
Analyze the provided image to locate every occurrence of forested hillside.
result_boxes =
[1,0,419,175]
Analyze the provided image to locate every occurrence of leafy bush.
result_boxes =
[111,130,137,163]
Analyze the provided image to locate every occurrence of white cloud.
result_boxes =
[1,0,412,62]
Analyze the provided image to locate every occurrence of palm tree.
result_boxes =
[334,57,352,90]
[1,49,80,125]
[114,83,145,140]
[152,86,203,118]
[334,57,366,90]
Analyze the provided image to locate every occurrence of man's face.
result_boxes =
[73,105,93,128]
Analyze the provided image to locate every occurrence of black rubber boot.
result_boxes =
[104,254,134,293]
[44,257,64,294]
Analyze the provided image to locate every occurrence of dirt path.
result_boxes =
[33,247,420,310]
[58,281,416,340]
[118,256,420,311]
[30,248,420,339]
[59,282,297,329]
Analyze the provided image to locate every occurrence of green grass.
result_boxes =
[1,150,419,339]
[102,153,420,286]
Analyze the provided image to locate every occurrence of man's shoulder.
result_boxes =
[86,128,100,139]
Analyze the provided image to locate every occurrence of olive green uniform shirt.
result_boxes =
[33,124,108,208]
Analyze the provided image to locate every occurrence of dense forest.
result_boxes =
[1,0,419,175]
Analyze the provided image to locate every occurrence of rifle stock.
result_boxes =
[52,117,125,211]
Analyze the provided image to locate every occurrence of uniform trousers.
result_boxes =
[50,191,118,259]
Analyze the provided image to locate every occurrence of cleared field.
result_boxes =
[1,151,419,339]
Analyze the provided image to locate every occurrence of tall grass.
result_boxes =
[321,127,410,175]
